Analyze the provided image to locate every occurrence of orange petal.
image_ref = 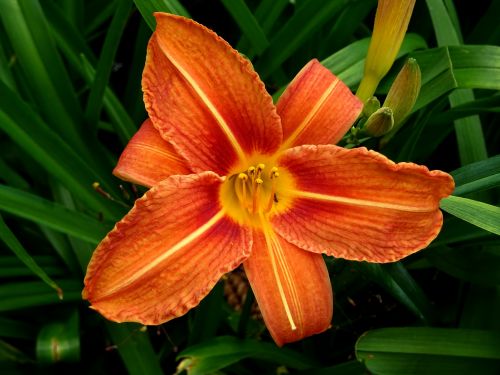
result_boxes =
[113,119,191,188]
[274,145,454,263]
[83,172,251,324]
[277,59,362,150]
[244,226,333,346]
[143,13,282,175]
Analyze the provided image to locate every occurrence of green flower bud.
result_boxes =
[363,107,394,137]
[380,58,421,146]
[362,96,381,117]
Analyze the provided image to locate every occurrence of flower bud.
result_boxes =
[363,107,394,137]
[356,0,416,102]
[362,96,381,117]
[380,58,421,146]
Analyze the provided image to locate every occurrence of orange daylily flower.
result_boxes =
[83,13,454,346]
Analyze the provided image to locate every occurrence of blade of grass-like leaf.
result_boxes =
[354,263,431,323]
[84,0,117,37]
[0,214,62,298]
[0,185,109,244]
[0,39,17,92]
[440,196,500,236]
[85,1,131,128]
[220,0,269,56]
[322,34,427,87]
[0,80,123,218]
[0,255,65,278]
[0,279,81,311]
[426,0,487,165]
[321,0,376,54]
[467,0,500,45]
[0,317,36,340]
[123,20,150,125]
[39,226,82,275]
[255,0,347,79]
[81,55,137,144]
[356,327,500,375]
[460,285,500,330]
[0,158,29,189]
[425,245,500,286]
[133,0,190,30]
[41,0,96,65]
[0,340,32,363]
[188,283,224,345]
[0,0,83,151]
[451,155,500,196]
[431,216,493,248]
[106,323,164,375]
[236,0,289,54]
[178,336,318,373]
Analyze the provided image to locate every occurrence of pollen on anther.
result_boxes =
[255,178,264,184]
[238,173,248,181]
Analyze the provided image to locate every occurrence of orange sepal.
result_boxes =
[143,13,282,175]
[113,119,190,188]
[277,59,362,149]
[83,172,251,324]
[274,145,454,262]
[244,227,333,346]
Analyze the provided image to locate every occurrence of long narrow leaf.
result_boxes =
[0,214,62,297]
[440,196,500,236]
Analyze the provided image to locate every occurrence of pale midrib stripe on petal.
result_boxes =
[292,190,435,212]
[260,213,297,331]
[101,210,226,298]
[133,142,186,164]
[269,231,303,333]
[156,40,247,163]
[280,78,340,151]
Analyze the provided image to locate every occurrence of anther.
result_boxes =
[238,173,248,181]
[247,166,256,176]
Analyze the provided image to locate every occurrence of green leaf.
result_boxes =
[85,1,132,127]
[440,196,500,236]
[106,323,164,375]
[322,33,427,88]
[0,214,62,297]
[425,0,487,165]
[0,80,122,218]
[220,0,269,56]
[0,279,81,311]
[356,328,500,374]
[133,0,190,30]
[451,155,500,196]
[36,310,80,363]
[426,245,500,286]
[256,0,347,79]
[0,185,109,244]
[0,317,36,340]
[177,336,318,374]
[0,0,84,151]
[354,263,433,323]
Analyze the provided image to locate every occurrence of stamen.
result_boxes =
[247,166,256,177]
[265,173,279,212]
[269,167,279,179]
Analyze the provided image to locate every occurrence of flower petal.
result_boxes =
[143,13,282,175]
[113,119,191,188]
[274,145,454,263]
[83,172,251,324]
[244,225,333,346]
[277,59,362,149]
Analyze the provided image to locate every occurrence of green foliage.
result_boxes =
[0,0,497,374]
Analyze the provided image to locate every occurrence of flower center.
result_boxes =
[220,159,295,227]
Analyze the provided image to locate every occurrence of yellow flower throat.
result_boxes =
[220,159,295,227]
